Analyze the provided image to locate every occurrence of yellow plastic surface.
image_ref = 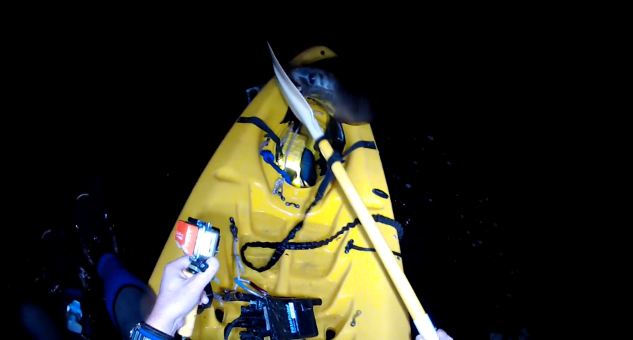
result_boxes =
[149,46,410,339]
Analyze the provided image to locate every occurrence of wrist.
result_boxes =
[145,310,179,337]
[130,322,173,340]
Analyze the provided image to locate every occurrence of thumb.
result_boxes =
[188,257,219,290]
[200,291,209,305]
[166,255,193,274]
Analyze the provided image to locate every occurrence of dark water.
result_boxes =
[6,35,551,339]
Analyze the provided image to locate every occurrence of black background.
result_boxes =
[4,18,599,338]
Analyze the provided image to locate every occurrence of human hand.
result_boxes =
[145,256,219,336]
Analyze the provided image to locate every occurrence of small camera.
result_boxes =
[175,217,220,274]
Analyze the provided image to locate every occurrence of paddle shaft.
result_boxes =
[318,139,438,340]
[174,42,435,338]
[176,140,437,339]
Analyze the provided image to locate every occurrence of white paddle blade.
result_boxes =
[267,43,324,140]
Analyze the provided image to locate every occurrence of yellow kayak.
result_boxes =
[149,46,410,339]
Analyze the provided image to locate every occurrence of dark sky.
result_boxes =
[3,23,593,338]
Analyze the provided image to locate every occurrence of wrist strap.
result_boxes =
[129,322,173,340]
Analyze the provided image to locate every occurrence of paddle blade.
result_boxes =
[268,43,324,140]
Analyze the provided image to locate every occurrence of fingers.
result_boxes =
[199,291,209,305]
[180,269,195,279]
[187,257,219,291]
[205,257,220,276]
[165,256,219,292]
[198,257,220,281]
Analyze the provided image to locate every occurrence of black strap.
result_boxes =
[372,188,389,199]
[344,239,402,257]
[312,140,376,210]
[373,214,404,239]
[224,317,244,340]
[241,218,311,272]
[238,134,394,272]
[343,141,377,157]
[326,151,344,170]
[241,215,402,272]
[237,116,294,183]
[314,135,377,157]
[313,135,329,152]
[237,116,281,147]
[237,117,375,158]
[316,139,376,157]
[313,169,334,206]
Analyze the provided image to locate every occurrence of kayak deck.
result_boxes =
[149,46,410,339]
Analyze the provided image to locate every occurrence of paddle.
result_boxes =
[269,43,439,340]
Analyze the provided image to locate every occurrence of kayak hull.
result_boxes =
[149,46,410,339]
